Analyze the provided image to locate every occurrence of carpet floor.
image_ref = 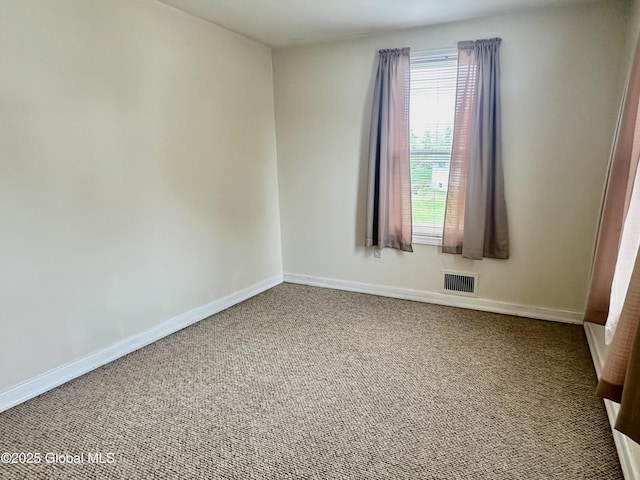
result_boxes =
[0,283,623,479]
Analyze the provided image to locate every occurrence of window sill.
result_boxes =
[412,235,442,246]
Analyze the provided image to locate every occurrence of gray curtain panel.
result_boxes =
[585,32,640,445]
[365,48,413,252]
[584,31,640,326]
[442,38,509,260]
[596,249,640,444]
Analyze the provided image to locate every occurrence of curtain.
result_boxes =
[596,248,640,443]
[585,32,640,445]
[365,48,413,252]
[605,164,640,344]
[584,32,640,325]
[442,38,509,260]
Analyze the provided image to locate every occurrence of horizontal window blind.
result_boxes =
[410,49,458,241]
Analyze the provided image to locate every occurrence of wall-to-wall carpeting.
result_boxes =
[0,283,622,479]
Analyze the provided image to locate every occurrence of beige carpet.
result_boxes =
[0,283,622,479]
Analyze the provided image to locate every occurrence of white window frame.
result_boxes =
[410,48,458,246]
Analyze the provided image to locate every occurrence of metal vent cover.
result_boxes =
[441,271,478,297]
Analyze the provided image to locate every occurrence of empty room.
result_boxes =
[2,0,640,478]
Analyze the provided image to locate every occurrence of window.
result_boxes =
[410,49,458,245]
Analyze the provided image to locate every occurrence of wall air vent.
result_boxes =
[441,271,478,297]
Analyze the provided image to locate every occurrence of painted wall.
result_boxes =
[273,1,629,314]
[0,0,282,393]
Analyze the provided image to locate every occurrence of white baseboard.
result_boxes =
[0,274,283,414]
[284,273,582,324]
[584,322,640,480]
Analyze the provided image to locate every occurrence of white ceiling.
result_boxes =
[158,0,598,48]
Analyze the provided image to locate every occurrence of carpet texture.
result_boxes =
[0,283,623,479]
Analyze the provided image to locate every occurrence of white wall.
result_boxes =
[273,1,629,314]
[0,0,282,393]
